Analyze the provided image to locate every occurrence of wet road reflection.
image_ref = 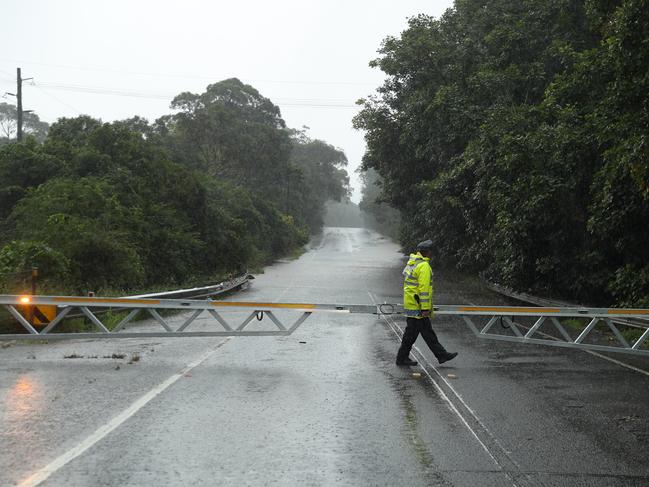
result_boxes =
[6,375,41,420]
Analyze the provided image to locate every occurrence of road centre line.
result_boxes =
[378,314,525,486]
[18,338,232,487]
[366,292,521,486]
[273,285,293,303]
[369,293,506,450]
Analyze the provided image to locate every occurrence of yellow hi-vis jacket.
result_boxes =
[403,252,433,318]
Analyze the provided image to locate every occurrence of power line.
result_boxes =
[32,84,83,115]
[27,81,360,109]
[0,58,378,87]
[31,81,173,100]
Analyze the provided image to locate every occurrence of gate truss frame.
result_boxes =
[453,305,649,357]
[1,295,649,357]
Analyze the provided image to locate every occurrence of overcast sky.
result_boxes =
[1,0,454,202]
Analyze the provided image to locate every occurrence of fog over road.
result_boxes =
[1,227,649,486]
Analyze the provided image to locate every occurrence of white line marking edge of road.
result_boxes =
[459,294,649,377]
[366,294,507,466]
[370,288,649,484]
[18,338,232,487]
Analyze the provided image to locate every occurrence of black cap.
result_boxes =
[416,239,433,251]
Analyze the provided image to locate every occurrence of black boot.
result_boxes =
[396,358,418,366]
[438,352,458,364]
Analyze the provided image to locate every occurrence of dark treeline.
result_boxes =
[0,78,349,294]
[355,0,649,307]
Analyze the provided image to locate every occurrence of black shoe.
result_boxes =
[438,352,458,364]
[396,358,418,366]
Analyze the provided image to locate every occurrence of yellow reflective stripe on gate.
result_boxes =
[458,306,561,313]
[53,297,161,305]
[608,309,649,315]
[210,301,317,310]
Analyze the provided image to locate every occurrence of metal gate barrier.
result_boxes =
[1,295,649,357]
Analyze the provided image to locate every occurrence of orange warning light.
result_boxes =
[19,296,31,304]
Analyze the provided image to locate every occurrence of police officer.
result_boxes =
[396,239,458,366]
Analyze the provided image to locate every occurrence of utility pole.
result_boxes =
[16,68,23,141]
[12,67,33,141]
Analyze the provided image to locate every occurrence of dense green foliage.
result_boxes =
[288,130,350,231]
[355,0,649,306]
[156,79,349,231]
[0,79,349,294]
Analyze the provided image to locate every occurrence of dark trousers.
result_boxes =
[396,317,447,362]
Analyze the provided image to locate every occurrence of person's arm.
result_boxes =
[417,264,432,316]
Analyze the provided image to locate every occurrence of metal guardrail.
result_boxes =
[1,296,649,356]
[485,281,649,330]
[125,273,253,300]
[33,273,253,324]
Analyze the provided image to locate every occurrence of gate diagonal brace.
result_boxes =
[457,306,649,357]
[1,295,649,356]
[0,295,334,340]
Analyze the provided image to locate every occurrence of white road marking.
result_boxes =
[530,327,649,377]
[368,284,648,486]
[17,339,231,487]
[461,295,649,377]
[366,293,519,483]
[457,295,649,441]
[273,285,292,303]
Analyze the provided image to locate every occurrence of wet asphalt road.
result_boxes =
[1,227,649,486]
